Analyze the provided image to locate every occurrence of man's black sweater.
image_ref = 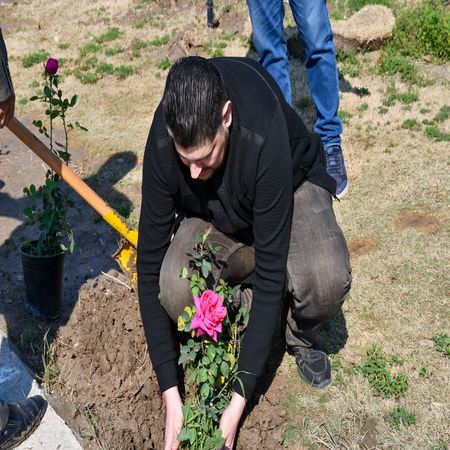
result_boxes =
[137,57,335,399]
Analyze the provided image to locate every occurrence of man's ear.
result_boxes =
[222,100,232,129]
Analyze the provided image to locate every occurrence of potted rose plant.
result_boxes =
[20,57,86,319]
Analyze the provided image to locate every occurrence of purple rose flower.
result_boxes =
[45,58,59,75]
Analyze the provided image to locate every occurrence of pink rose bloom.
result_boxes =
[45,58,59,75]
[190,290,227,342]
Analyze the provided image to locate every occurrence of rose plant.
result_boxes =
[177,228,249,449]
[22,57,87,256]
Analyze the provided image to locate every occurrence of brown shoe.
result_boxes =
[0,396,47,450]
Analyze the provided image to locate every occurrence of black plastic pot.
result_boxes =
[20,241,65,320]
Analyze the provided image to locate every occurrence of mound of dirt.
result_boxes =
[332,5,396,52]
[52,272,288,449]
[53,274,165,449]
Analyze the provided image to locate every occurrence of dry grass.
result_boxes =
[2,0,449,448]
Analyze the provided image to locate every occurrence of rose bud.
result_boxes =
[45,58,59,75]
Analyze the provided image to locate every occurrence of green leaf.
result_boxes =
[177,427,190,442]
[70,95,78,106]
[200,383,210,399]
[202,355,211,366]
[220,361,229,378]
[187,427,196,445]
[180,266,189,279]
[201,260,211,278]
[43,85,51,98]
[207,345,216,360]
[210,362,218,377]
[198,368,208,383]
[213,430,225,448]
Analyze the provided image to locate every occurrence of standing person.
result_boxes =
[0,28,48,450]
[246,0,348,198]
[0,28,15,129]
[137,56,351,449]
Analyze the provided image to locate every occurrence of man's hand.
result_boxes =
[162,386,184,450]
[219,392,246,450]
[0,93,15,129]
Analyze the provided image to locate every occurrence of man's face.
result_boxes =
[175,128,229,180]
[174,100,232,181]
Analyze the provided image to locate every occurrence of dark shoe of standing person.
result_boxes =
[325,144,348,199]
[0,396,47,450]
[293,345,331,389]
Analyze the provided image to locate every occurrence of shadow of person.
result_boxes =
[0,131,137,403]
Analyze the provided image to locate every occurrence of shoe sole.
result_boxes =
[1,402,47,450]
[297,365,331,389]
[336,181,349,200]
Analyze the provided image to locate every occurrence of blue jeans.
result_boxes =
[247,0,342,148]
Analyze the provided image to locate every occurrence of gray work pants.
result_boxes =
[0,400,8,431]
[159,181,352,348]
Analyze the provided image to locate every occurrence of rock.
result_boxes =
[332,5,396,52]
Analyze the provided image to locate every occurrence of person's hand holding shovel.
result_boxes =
[0,92,14,128]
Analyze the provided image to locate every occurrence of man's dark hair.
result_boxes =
[162,56,227,148]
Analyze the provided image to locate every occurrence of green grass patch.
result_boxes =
[95,27,121,44]
[378,106,389,115]
[336,49,361,78]
[220,31,236,41]
[203,41,227,58]
[79,72,98,84]
[346,0,393,14]
[425,127,450,142]
[378,48,422,86]
[388,406,416,428]
[401,118,421,130]
[382,82,419,107]
[432,332,450,356]
[357,102,369,113]
[387,0,450,61]
[115,65,134,80]
[22,50,49,68]
[132,39,151,50]
[150,34,170,46]
[58,43,70,50]
[433,105,450,124]
[156,57,171,71]
[104,46,124,56]
[354,86,370,97]
[133,21,146,29]
[359,345,409,397]
[96,62,114,75]
[339,110,352,124]
[80,43,102,57]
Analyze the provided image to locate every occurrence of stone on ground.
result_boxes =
[332,5,396,52]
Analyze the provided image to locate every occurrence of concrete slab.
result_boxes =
[0,330,83,449]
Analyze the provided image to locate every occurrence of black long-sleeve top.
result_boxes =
[0,28,14,102]
[137,57,335,399]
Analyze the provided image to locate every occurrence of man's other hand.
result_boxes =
[219,392,246,450]
[162,386,184,450]
[0,93,15,129]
